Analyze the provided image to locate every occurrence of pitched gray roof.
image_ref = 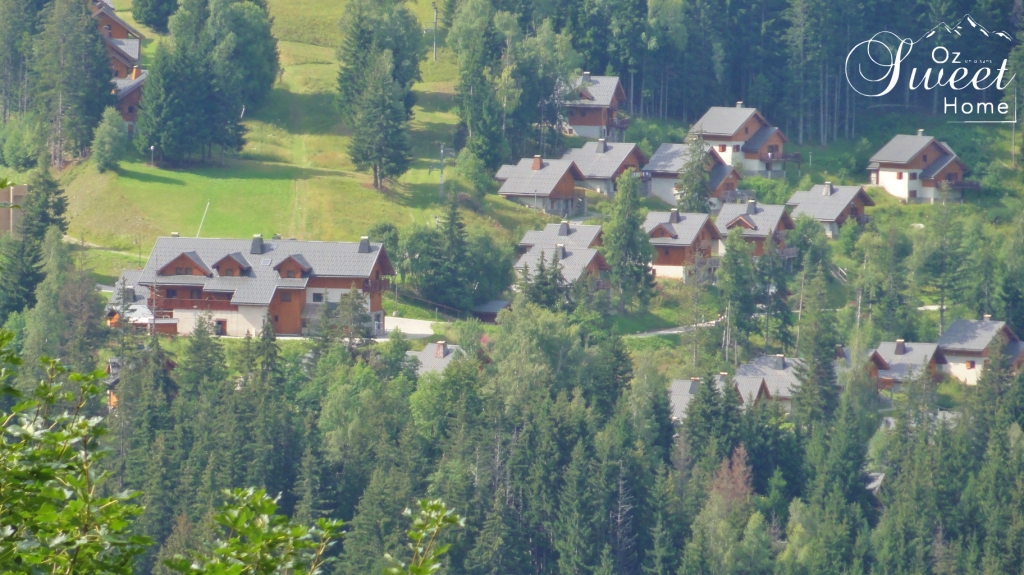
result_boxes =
[106,270,154,324]
[113,70,147,99]
[561,141,643,179]
[643,143,690,174]
[566,75,623,108]
[644,211,714,247]
[938,319,1016,352]
[515,245,604,283]
[496,158,581,198]
[787,185,873,222]
[93,5,146,39]
[708,163,734,190]
[715,201,789,238]
[869,134,953,164]
[669,379,701,419]
[520,222,602,250]
[741,126,780,152]
[137,237,391,306]
[920,153,957,179]
[110,37,140,60]
[690,106,759,137]
[737,355,804,399]
[407,341,465,375]
[872,342,943,382]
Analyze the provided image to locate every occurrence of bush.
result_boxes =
[455,148,492,198]
[1,116,42,171]
[92,107,127,173]
[744,176,792,205]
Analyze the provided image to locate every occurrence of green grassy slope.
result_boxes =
[61,0,552,254]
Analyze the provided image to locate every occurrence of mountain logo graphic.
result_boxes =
[920,14,1013,43]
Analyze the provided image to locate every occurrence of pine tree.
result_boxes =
[604,169,654,312]
[553,441,599,575]
[0,0,31,122]
[466,491,525,575]
[718,228,758,350]
[0,234,42,323]
[335,0,374,124]
[133,0,179,33]
[32,0,114,168]
[16,227,72,388]
[1001,215,1024,334]
[676,133,710,213]
[92,107,126,173]
[791,264,838,432]
[756,235,793,352]
[18,168,68,243]
[349,50,412,189]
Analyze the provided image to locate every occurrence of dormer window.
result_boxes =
[223,269,234,276]
[185,267,192,275]
[175,267,183,274]
[286,270,295,278]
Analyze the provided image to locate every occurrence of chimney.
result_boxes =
[746,199,757,215]
[669,208,680,223]
[558,220,570,236]
[823,181,833,196]
[555,243,566,259]
[435,341,448,358]
[984,314,992,321]
[773,354,785,370]
[736,101,744,108]
[582,71,592,83]
[130,66,140,80]
[532,155,542,170]
[917,128,924,136]
[170,232,179,238]
[272,233,281,240]
[358,236,371,254]
[250,234,264,254]
[596,138,607,153]
[895,339,906,355]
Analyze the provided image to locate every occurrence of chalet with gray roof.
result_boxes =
[496,156,586,216]
[407,341,465,375]
[519,221,602,253]
[644,209,721,277]
[736,354,804,412]
[564,73,628,140]
[560,139,647,195]
[515,243,610,287]
[715,200,795,256]
[105,270,167,331]
[669,375,769,419]
[937,316,1024,385]
[641,144,745,208]
[866,340,947,390]
[89,1,147,129]
[787,182,875,238]
[689,103,789,177]
[134,235,394,337]
[868,130,970,202]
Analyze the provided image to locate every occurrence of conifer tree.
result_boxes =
[756,235,793,352]
[207,0,279,108]
[676,133,710,213]
[466,491,525,575]
[718,228,758,351]
[0,0,31,122]
[0,234,42,323]
[1001,214,1024,334]
[791,264,838,432]
[133,0,179,32]
[554,441,600,575]
[18,168,68,243]
[604,169,654,312]
[349,50,412,189]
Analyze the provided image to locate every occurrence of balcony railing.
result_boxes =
[854,214,872,225]
[362,278,391,293]
[152,297,236,311]
[719,189,756,203]
[593,279,612,291]
[949,180,980,190]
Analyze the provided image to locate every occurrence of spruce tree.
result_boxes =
[0,0,31,122]
[604,169,654,312]
[718,228,758,350]
[676,133,710,213]
[348,50,412,189]
[1001,215,1024,334]
[0,234,42,323]
[756,235,793,352]
[466,491,525,575]
[335,0,374,124]
[18,168,68,243]
[554,441,600,575]
[207,0,279,107]
[791,264,839,433]
[133,0,179,33]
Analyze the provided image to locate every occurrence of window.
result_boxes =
[190,289,201,299]
[113,70,119,77]
[166,289,178,298]
[909,173,917,180]
[281,292,292,302]
[175,267,183,275]
[313,293,324,303]
[215,320,226,335]
[273,315,279,322]
[947,173,958,181]
[718,145,726,152]
[301,319,308,328]
[223,269,233,277]
[768,145,779,154]
[184,267,192,275]
[922,155,928,162]
[733,145,740,152]
[128,106,134,113]
[744,127,749,135]
[966,360,976,369]
[896,172,903,180]
[286,270,295,278]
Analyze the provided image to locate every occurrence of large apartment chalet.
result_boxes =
[642,143,745,208]
[563,73,628,141]
[123,235,394,337]
[689,103,788,177]
[867,130,970,202]
[90,0,147,130]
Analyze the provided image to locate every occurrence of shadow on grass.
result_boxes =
[413,90,457,114]
[117,168,187,186]
[249,89,343,135]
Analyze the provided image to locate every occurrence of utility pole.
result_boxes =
[432,2,437,62]
[438,143,445,199]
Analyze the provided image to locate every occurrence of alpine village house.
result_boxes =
[642,143,745,209]
[867,130,973,202]
[108,235,394,337]
[689,103,791,177]
[91,0,147,132]
[563,73,629,141]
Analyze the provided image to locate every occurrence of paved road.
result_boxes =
[626,318,720,338]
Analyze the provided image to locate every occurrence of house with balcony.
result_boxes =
[519,220,602,253]
[560,139,647,196]
[644,209,722,279]
[563,72,628,141]
[515,243,610,290]
[786,182,875,239]
[868,130,972,202]
[641,144,747,209]
[1,184,27,239]
[715,200,796,257]
[496,156,587,216]
[937,316,1024,385]
[90,0,147,127]
[113,68,147,134]
[131,235,394,337]
[689,102,790,177]
[865,339,947,391]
